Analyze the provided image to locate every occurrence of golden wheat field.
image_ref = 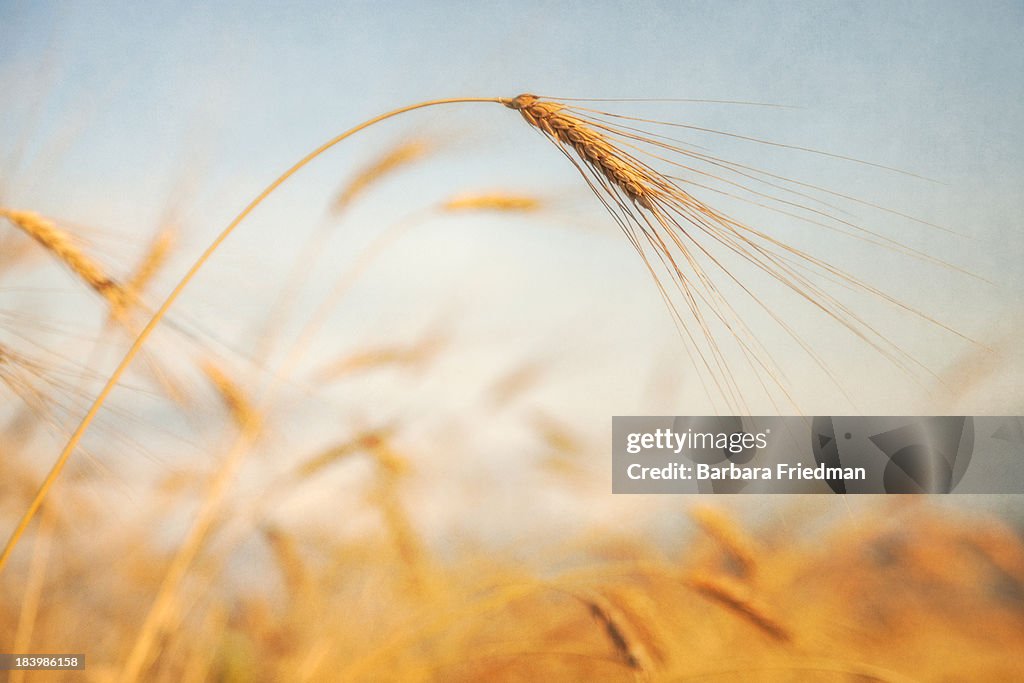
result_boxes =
[2,3,1024,682]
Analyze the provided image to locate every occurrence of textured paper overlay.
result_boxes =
[612,417,1024,494]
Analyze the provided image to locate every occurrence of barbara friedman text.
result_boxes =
[624,427,866,481]
[626,462,867,481]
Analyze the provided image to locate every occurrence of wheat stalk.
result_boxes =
[8,505,57,683]
[1,212,190,413]
[370,441,431,597]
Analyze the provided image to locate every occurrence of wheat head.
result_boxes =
[0,208,127,311]
[200,360,261,436]
[330,139,431,214]
[441,191,542,213]
[506,94,657,209]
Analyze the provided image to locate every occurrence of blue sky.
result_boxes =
[5,1,1021,166]
[2,0,1022,415]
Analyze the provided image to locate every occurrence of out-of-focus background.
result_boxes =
[1,1,1023,680]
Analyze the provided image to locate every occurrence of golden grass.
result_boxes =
[2,400,1022,683]
[275,187,540,385]
[270,506,1021,681]
[507,96,972,413]
[291,428,395,481]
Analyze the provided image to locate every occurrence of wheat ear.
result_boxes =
[441,191,542,212]
[690,505,759,578]
[200,360,261,436]
[506,94,657,209]
[116,227,176,318]
[688,573,790,642]
[330,138,431,214]
[0,209,127,310]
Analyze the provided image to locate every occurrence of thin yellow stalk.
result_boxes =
[374,465,429,595]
